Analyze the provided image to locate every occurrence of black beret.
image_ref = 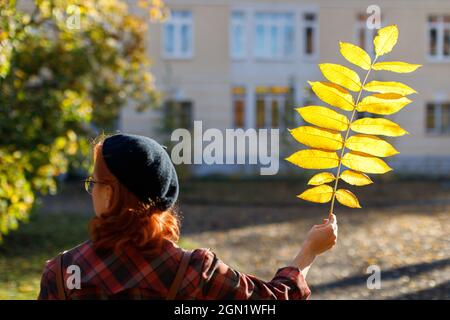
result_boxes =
[102,133,179,211]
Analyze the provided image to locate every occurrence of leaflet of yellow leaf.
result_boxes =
[298,185,334,203]
[357,93,412,115]
[308,81,355,111]
[339,42,371,70]
[336,189,361,208]
[364,81,417,96]
[308,172,336,186]
[342,152,392,174]
[297,106,349,131]
[350,118,409,137]
[372,61,421,73]
[319,63,362,92]
[340,170,373,186]
[346,134,399,157]
[289,126,343,151]
[285,149,339,169]
[373,25,398,56]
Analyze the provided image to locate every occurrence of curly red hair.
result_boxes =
[88,138,180,256]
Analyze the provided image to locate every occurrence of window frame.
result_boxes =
[162,10,194,60]
[427,15,450,62]
[252,12,296,61]
[230,11,247,60]
[254,86,290,130]
[232,86,246,128]
[426,102,450,135]
[301,11,319,60]
[163,99,194,130]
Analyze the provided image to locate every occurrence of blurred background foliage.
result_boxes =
[0,0,164,240]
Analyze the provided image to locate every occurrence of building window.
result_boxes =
[428,15,450,60]
[355,13,377,55]
[231,11,246,59]
[254,12,294,59]
[163,100,193,130]
[426,102,450,134]
[303,12,317,57]
[163,10,193,58]
[232,87,246,128]
[255,86,292,129]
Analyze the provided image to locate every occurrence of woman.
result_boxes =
[38,133,337,300]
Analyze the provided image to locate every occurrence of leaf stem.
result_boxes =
[328,56,379,218]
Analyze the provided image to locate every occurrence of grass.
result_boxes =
[0,213,197,300]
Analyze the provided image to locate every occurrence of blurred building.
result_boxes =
[121,0,450,176]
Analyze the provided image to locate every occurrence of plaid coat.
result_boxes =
[38,239,311,300]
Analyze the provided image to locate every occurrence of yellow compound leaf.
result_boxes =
[342,152,392,174]
[357,93,412,115]
[339,42,371,70]
[286,149,339,170]
[340,170,373,186]
[346,134,399,157]
[308,81,355,111]
[285,25,420,216]
[350,118,409,137]
[336,189,361,208]
[297,106,349,131]
[289,126,343,151]
[319,63,362,92]
[373,25,398,56]
[364,81,417,96]
[308,172,336,186]
[373,61,421,73]
[298,185,334,203]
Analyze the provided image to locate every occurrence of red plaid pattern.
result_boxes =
[38,239,311,300]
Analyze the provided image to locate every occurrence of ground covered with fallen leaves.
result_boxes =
[179,178,450,299]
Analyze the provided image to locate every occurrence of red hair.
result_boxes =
[88,138,180,256]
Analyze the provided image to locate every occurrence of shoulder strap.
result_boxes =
[191,248,211,299]
[166,251,191,300]
[55,252,67,300]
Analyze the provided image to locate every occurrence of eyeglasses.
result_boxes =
[84,176,108,194]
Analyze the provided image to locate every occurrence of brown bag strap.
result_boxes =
[55,252,67,300]
[190,248,211,299]
[166,251,191,300]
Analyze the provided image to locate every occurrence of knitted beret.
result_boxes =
[101,133,179,211]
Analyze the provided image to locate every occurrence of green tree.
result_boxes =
[0,0,164,240]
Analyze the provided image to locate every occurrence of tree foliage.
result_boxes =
[0,0,163,239]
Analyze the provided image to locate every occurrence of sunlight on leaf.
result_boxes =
[289,126,343,151]
[285,149,339,170]
[335,189,361,208]
[308,172,336,186]
[339,42,371,70]
[373,25,398,56]
[297,106,349,131]
[373,61,421,73]
[308,81,355,111]
[298,185,334,203]
[340,170,373,186]
[350,118,409,137]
